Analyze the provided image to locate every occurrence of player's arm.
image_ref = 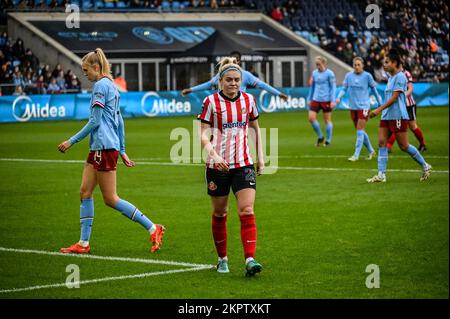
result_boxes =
[336,74,348,104]
[369,74,383,106]
[406,82,413,98]
[117,112,135,167]
[307,74,315,105]
[329,72,337,107]
[199,122,229,171]
[369,91,401,118]
[182,74,219,96]
[58,105,103,153]
[248,71,288,101]
[248,119,264,175]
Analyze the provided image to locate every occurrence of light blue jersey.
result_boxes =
[69,77,125,153]
[381,71,409,120]
[307,69,336,102]
[190,69,282,96]
[337,71,383,109]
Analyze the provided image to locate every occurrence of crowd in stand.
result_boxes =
[0,33,81,96]
[0,0,448,96]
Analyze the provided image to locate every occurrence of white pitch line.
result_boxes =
[1,157,448,174]
[0,267,209,294]
[0,247,214,268]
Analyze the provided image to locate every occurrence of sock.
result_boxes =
[354,130,365,158]
[114,199,154,231]
[325,122,333,143]
[212,214,227,259]
[406,144,427,167]
[239,214,257,260]
[378,147,388,174]
[412,127,425,145]
[80,198,94,242]
[311,120,323,138]
[387,132,396,148]
[363,131,375,153]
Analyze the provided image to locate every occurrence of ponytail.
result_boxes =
[81,48,113,80]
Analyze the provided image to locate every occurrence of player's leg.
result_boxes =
[367,125,389,183]
[97,170,164,253]
[210,195,230,273]
[323,108,333,146]
[350,117,372,161]
[395,130,431,181]
[60,163,97,253]
[232,166,261,276]
[308,107,324,146]
[387,131,396,152]
[235,188,261,276]
[206,167,232,273]
[409,120,427,152]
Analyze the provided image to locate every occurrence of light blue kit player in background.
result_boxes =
[336,57,383,161]
[182,51,288,101]
[58,48,165,255]
[307,56,336,147]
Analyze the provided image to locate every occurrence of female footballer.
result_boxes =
[336,57,382,161]
[58,48,165,254]
[198,56,264,276]
[367,49,432,183]
[307,56,337,147]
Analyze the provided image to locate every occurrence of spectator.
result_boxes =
[56,70,67,91]
[114,72,128,92]
[47,78,61,94]
[35,74,47,95]
[13,85,25,96]
[270,6,283,23]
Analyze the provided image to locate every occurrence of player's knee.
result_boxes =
[79,188,93,200]
[213,209,227,217]
[239,206,254,216]
[409,123,417,130]
[398,142,409,152]
[103,195,119,208]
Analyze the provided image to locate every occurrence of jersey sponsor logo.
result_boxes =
[222,122,247,129]
[12,96,66,122]
[141,91,191,117]
[241,106,248,114]
[259,90,306,113]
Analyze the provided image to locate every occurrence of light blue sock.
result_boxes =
[80,198,94,242]
[115,199,154,231]
[325,122,333,143]
[311,120,323,138]
[354,130,365,158]
[363,131,375,153]
[406,144,427,167]
[378,147,388,174]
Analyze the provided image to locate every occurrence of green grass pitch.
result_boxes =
[0,107,448,298]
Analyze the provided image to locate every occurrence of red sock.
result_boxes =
[412,127,425,145]
[212,215,227,258]
[387,132,396,148]
[239,214,257,260]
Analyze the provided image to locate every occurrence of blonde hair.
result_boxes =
[315,55,327,65]
[217,56,242,89]
[353,56,364,64]
[81,48,113,80]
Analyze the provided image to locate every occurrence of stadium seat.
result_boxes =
[116,1,129,8]
[172,1,181,12]
[104,1,115,8]
[161,0,171,11]
[81,0,94,9]
[94,1,104,8]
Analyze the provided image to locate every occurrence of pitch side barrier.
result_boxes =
[1,83,448,123]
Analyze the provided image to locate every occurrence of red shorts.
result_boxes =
[309,100,332,113]
[87,150,119,171]
[379,120,409,133]
[350,110,370,127]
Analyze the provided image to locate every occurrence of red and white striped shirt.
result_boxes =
[198,91,259,169]
[403,70,416,107]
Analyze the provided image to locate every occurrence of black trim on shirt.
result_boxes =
[249,115,259,122]
[219,90,241,102]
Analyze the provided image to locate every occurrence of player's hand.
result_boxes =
[212,154,229,172]
[181,88,191,96]
[369,108,380,118]
[335,98,340,105]
[308,100,312,107]
[256,159,265,176]
[120,153,135,167]
[58,140,72,153]
[330,102,336,109]
[279,93,288,101]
